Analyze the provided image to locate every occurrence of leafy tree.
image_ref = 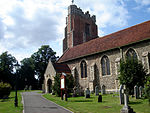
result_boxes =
[19,58,37,89]
[0,51,17,87]
[118,57,148,95]
[53,74,74,97]
[145,75,150,104]
[31,45,58,89]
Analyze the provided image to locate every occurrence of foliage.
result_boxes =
[52,73,74,97]
[53,74,61,96]
[0,51,17,87]
[31,45,58,89]
[19,58,37,89]
[0,82,12,99]
[118,57,148,95]
[144,75,150,104]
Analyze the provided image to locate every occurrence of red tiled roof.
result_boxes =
[53,63,71,73]
[58,20,150,63]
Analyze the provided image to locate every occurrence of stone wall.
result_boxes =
[66,39,150,93]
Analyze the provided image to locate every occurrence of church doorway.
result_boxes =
[47,79,52,93]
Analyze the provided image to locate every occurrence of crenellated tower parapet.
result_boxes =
[63,4,98,53]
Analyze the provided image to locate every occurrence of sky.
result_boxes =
[0,0,150,61]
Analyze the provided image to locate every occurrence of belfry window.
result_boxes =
[80,60,87,78]
[101,55,110,76]
[126,48,137,59]
[85,23,90,36]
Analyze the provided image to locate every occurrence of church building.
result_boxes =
[44,4,150,93]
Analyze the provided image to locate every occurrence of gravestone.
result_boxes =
[139,86,143,98]
[95,86,99,96]
[52,90,55,95]
[101,85,106,95]
[134,85,139,99]
[98,95,102,102]
[24,85,28,91]
[73,86,78,97]
[121,85,135,113]
[85,88,90,98]
[119,85,124,104]
[29,85,32,90]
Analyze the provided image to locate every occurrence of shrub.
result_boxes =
[52,73,74,97]
[118,57,147,95]
[0,82,12,99]
[144,76,150,104]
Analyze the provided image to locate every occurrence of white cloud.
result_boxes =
[147,7,150,12]
[135,0,150,5]
[0,17,4,39]
[76,0,129,36]
[0,0,130,61]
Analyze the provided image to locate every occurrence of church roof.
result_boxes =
[53,63,71,73]
[57,20,150,63]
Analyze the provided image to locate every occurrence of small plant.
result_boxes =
[0,82,12,99]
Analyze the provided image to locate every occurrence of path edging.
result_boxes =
[41,94,74,113]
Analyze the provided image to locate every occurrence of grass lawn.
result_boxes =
[43,93,150,113]
[0,91,23,113]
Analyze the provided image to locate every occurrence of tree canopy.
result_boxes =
[31,45,58,89]
[0,45,58,90]
[19,58,37,89]
[0,51,17,87]
[118,57,148,95]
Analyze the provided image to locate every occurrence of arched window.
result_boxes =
[80,60,87,78]
[101,55,110,76]
[126,48,137,59]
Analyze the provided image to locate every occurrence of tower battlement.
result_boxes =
[63,4,98,53]
[68,5,96,23]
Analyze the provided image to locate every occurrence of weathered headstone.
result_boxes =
[95,86,99,96]
[52,90,55,95]
[121,85,135,113]
[101,85,106,95]
[98,95,102,102]
[73,86,78,97]
[29,85,32,90]
[119,85,124,104]
[139,86,143,98]
[24,85,28,91]
[134,85,139,99]
[85,88,90,98]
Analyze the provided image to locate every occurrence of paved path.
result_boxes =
[22,91,72,113]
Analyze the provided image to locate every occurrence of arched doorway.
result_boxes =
[47,79,52,93]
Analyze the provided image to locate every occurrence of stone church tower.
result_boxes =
[63,4,98,52]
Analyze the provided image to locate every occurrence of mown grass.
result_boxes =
[43,93,150,113]
[0,91,23,113]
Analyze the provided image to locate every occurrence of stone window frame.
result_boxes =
[125,48,138,60]
[142,51,150,73]
[100,55,111,76]
[80,60,88,78]
[85,23,91,36]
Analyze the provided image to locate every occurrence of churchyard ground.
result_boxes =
[0,91,23,113]
[43,93,150,113]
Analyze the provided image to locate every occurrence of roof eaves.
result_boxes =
[59,37,150,63]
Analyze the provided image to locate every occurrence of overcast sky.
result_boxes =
[0,0,150,61]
